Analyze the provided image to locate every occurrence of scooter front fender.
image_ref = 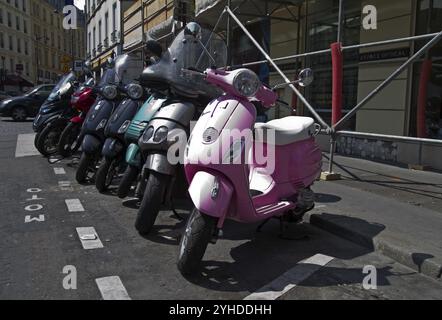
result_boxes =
[189,171,233,221]
[70,116,84,124]
[125,143,141,167]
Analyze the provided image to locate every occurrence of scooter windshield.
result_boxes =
[99,67,117,87]
[141,27,227,98]
[114,53,144,85]
[48,72,76,101]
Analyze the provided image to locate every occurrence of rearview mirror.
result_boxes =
[184,22,202,41]
[298,68,314,87]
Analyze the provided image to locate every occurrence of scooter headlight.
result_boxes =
[96,119,108,130]
[118,120,131,134]
[153,126,168,143]
[143,126,154,142]
[102,85,118,100]
[233,69,260,98]
[126,84,144,100]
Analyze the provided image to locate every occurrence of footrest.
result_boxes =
[256,201,295,217]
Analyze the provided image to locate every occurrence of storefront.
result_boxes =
[195,0,442,140]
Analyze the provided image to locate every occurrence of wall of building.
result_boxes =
[0,0,34,88]
[355,0,415,136]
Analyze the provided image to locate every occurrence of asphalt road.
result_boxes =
[1,117,442,300]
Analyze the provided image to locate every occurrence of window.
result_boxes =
[16,16,19,31]
[23,0,26,13]
[26,62,29,76]
[88,32,92,53]
[112,2,117,33]
[23,20,27,33]
[0,33,4,48]
[0,9,3,24]
[17,38,21,53]
[9,35,13,50]
[25,41,28,55]
[105,12,109,42]
[10,58,14,73]
[7,12,11,27]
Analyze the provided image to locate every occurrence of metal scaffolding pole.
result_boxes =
[225,6,331,131]
[333,29,442,131]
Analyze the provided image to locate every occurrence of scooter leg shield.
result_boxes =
[125,143,141,167]
[102,138,123,159]
[188,171,233,219]
[81,134,102,155]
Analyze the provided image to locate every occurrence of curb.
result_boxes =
[306,212,442,281]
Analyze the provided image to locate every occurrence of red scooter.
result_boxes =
[57,78,96,157]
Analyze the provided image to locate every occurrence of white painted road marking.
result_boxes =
[65,199,85,212]
[58,181,73,191]
[54,167,66,175]
[76,227,104,249]
[95,276,131,300]
[244,254,334,300]
[25,215,45,223]
[15,133,40,157]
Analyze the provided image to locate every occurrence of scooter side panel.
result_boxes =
[102,137,124,159]
[81,134,102,155]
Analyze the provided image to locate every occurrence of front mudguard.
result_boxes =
[188,171,233,222]
[102,138,124,159]
[125,143,141,167]
[143,153,176,176]
[81,134,102,155]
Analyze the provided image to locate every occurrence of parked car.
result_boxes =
[0,84,55,121]
[0,91,11,102]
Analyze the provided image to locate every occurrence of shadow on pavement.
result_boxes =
[184,214,387,293]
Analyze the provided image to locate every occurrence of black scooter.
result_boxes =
[75,59,123,183]
[95,82,148,192]
[33,72,78,156]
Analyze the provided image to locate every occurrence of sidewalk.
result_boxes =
[306,154,442,280]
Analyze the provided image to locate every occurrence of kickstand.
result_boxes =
[172,208,184,221]
[170,200,184,221]
[256,218,271,232]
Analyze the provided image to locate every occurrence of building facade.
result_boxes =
[30,0,86,85]
[123,0,194,54]
[85,0,133,76]
[0,0,34,91]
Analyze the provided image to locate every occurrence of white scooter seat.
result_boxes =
[254,116,316,145]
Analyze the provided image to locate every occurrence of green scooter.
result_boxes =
[117,95,166,198]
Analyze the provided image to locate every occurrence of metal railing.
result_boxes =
[216,0,442,174]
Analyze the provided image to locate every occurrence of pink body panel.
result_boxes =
[185,69,321,226]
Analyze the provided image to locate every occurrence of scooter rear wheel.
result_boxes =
[36,121,65,157]
[135,171,169,235]
[177,208,217,276]
[58,122,81,158]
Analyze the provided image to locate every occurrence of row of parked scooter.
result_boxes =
[31,23,323,276]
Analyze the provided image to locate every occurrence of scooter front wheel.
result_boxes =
[177,208,217,276]
[76,153,96,184]
[95,157,118,193]
[117,165,139,199]
[135,171,169,235]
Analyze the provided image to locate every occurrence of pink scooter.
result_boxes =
[178,67,322,275]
